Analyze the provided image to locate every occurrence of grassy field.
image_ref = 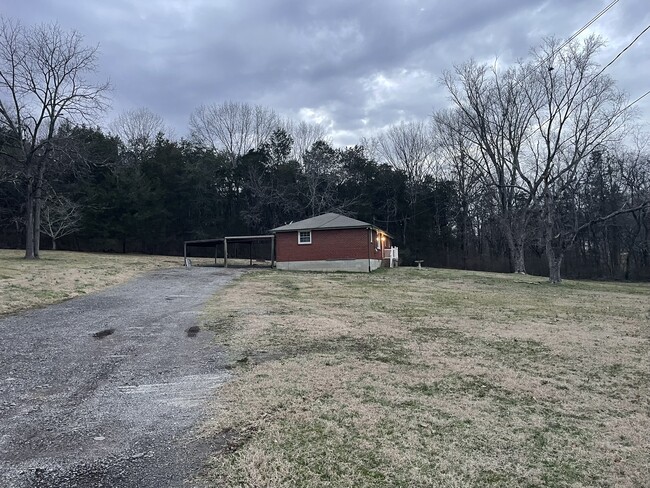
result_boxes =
[200,267,650,487]
[0,249,179,316]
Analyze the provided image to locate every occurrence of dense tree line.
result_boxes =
[1,18,649,281]
[1,119,648,280]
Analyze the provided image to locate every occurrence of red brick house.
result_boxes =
[270,213,397,272]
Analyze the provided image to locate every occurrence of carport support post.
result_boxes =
[224,238,228,268]
[214,244,218,266]
[249,242,252,266]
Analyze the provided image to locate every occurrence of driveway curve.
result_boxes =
[0,266,242,488]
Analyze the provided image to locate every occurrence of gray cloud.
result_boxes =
[3,0,649,145]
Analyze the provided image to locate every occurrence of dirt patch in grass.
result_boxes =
[0,250,179,316]
[200,268,650,487]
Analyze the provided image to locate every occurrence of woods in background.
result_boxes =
[1,118,648,280]
[1,20,649,281]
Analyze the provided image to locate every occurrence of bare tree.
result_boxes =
[374,121,435,186]
[434,108,483,268]
[189,101,279,160]
[438,62,535,272]
[373,121,435,243]
[110,107,166,156]
[281,119,328,163]
[359,135,380,162]
[0,17,109,258]
[522,36,628,283]
[40,191,81,249]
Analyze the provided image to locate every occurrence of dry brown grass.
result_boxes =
[0,249,179,315]
[200,267,650,487]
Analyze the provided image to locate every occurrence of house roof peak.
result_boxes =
[270,212,384,233]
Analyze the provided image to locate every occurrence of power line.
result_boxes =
[593,23,650,79]
[509,16,650,151]
[521,0,621,74]
[385,92,650,227]
[556,0,621,52]
[435,2,626,185]
[472,1,624,135]
[530,22,650,140]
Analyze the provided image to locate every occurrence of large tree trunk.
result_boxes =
[544,185,562,283]
[460,200,470,270]
[34,187,42,258]
[24,178,36,259]
[52,238,57,250]
[547,250,563,284]
[461,226,468,270]
[33,167,46,258]
[512,237,526,274]
[502,220,527,274]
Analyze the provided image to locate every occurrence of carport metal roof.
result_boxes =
[183,235,274,267]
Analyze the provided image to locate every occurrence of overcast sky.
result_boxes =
[4,0,649,145]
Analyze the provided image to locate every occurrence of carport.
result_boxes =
[183,235,275,268]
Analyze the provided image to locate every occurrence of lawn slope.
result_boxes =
[201,268,650,487]
[0,250,178,316]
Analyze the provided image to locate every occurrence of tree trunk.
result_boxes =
[513,238,526,274]
[543,182,562,283]
[33,167,46,258]
[544,200,562,283]
[52,238,57,250]
[34,190,42,258]
[548,252,563,284]
[14,219,22,249]
[503,220,527,274]
[460,203,470,270]
[24,179,36,259]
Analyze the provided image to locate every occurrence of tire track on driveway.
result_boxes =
[0,266,242,487]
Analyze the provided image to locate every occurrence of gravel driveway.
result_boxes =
[0,266,242,487]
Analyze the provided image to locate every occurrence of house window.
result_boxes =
[298,230,312,245]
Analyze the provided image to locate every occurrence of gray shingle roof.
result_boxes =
[270,213,375,233]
